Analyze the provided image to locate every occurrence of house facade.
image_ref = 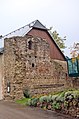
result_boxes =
[0,20,69,100]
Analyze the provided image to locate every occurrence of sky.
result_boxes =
[0,0,79,57]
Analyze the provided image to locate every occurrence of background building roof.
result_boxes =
[2,20,47,39]
[0,47,4,54]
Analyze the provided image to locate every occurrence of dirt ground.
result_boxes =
[0,101,77,119]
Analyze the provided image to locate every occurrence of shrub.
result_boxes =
[52,101,61,110]
[39,95,48,103]
[56,92,65,103]
[73,90,79,99]
[28,99,32,106]
[23,89,30,98]
[27,90,79,118]
[47,95,52,103]
[28,98,39,107]
[51,94,58,102]
[64,91,74,101]
[64,101,69,108]
[16,98,30,105]
[31,98,39,107]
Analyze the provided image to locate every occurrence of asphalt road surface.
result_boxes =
[0,101,76,119]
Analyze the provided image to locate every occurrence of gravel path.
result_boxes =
[0,101,76,119]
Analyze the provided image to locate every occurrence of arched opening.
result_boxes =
[32,63,34,67]
[28,40,32,50]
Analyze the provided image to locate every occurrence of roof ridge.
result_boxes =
[33,20,47,30]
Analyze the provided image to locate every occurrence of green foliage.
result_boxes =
[23,89,30,98]
[28,98,39,107]
[47,95,52,102]
[51,94,58,101]
[64,101,69,108]
[22,89,79,118]
[28,99,32,106]
[64,91,74,101]
[65,91,72,96]
[16,98,30,105]
[73,90,79,98]
[56,92,65,103]
[31,98,39,107]
[39,96,48,103]
[49,28,66,52]
[52,101,61,110]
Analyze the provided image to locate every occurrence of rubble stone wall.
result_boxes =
[4,36,69,100]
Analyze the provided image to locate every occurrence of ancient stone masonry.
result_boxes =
[4,35,68,100]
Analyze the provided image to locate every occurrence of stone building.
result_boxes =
[0,20,69,100]
[3,35,68,100]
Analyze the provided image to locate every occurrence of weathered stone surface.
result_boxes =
[3,35,68,100]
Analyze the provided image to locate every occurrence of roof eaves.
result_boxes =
[22,27,32,36]
[2,20,37,39]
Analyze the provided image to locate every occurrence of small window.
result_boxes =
[35,56,37,58]
[29,55,31,58]
[32,63,34,67]
[28,40,32,50]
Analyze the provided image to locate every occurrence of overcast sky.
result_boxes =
[0,0,79,57]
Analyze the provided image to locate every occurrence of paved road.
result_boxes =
[0,101,76,119]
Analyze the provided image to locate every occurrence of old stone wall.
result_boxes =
[4,35,69,100]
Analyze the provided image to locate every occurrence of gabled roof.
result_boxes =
[2,20,47,39]
[1,20,66,60]
[33,20,47,30]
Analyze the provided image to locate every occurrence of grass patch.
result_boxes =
[16,98,30,105]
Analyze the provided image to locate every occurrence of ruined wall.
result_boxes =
[4,36,68,100]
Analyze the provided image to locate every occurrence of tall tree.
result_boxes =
[69,43,79,58]
[49,27,66,53]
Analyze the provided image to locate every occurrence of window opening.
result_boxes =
[35,56,37,58]
[29,55,31,58]
[28,40,32,50]
[32,63,34,67]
